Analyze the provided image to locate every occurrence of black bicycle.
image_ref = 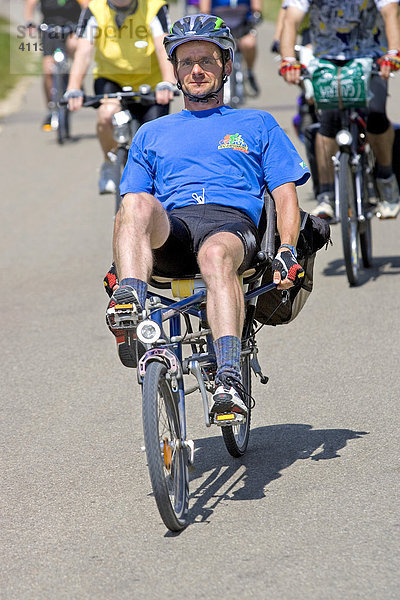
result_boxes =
[332,109,377,285]
[304,59,380,286]
[40,24,71,144]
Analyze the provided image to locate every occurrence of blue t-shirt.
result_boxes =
[120,105,310,226]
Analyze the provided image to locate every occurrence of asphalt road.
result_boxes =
[1,8,400,600]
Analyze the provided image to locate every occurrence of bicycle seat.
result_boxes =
[149,195,275,295]
[149,249,269,297]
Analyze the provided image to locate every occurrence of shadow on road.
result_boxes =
[183,424,368,528]
[322,255,400,285]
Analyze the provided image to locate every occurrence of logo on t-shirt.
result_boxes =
[218,133,249,154]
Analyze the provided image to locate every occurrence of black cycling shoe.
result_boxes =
[106,285,146,368]
[116,330,146,368]
[42,112,52,131]
[246,70,260,96]
[210,373,250,416]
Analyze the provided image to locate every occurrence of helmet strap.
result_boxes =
[177,70,228,104]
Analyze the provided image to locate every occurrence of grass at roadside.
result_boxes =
[0,16,21,100]
[0,16,39,102]
[263,0,282,22]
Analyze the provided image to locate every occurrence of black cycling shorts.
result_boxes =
[319,69,388,138]
[152,204,260,278]
[94,78,169,123]
[40,24,76,56]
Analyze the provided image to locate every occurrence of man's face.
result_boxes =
[175,41,231,98]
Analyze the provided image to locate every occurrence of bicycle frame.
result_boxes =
[135,276,274,434]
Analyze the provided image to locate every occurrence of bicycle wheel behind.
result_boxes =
[338,152,360,286]
[142,361,189,531]
[221,348,252,457]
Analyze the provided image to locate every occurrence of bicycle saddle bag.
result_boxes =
[308,57,373,110]
[254,212,330,326]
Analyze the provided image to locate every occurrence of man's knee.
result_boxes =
[367,112,391,135]
[118,193,168,240]
[199,235,243,276]
[97,101,120,125]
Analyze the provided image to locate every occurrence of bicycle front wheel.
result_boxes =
[221,353,252,457]
[56,72,70,144]
[339,152,360,286]
[142,361,189,531]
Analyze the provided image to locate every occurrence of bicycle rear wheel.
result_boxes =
[359,217,372,268]
[221,352,252,457]
[142,361,189,531]
[359,157,374,268]
[339,152,360,286]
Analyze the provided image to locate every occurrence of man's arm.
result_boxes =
[24,0,38,24]
[153,33,176,104]
[379,2,400,80]
[271,182,301,288]
[199,0,212,14]
[280,5,306,84]
[66,37,93,109]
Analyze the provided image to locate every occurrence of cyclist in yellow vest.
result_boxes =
[66,0,175,193]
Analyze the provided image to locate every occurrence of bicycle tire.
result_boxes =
[359,216,372,268]
[114,147,128,213]
[56,72,70,144]
[221,352,252,457]
[339,152,360,286]
[142,361,189,531]
[359,155,373,268]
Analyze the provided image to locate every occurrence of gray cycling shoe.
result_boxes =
[376,174,400,219]
[311,192,335,220]
[99,160,118,194]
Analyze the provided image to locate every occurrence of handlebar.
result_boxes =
[59,86,180,108]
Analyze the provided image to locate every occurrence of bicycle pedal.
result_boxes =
[107,303,142,329]
[212,412,246,426]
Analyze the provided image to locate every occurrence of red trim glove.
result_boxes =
[272,250,305,286]
[279,57,302,77]
[377,49,400,72]
[104,263,119,298]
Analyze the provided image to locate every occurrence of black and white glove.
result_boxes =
[272,248,305,285]
[63,89,84,100]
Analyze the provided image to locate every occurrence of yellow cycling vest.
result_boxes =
[88,0,166,88]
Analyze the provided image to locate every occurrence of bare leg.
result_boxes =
[315,132,337,185]
[237,33,257,71]
[97,99,122,158]
[42,55,54,105]
[197,232,245,340]
[113,192,170,283]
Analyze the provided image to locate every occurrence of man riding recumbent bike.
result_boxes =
[102,14,330,531]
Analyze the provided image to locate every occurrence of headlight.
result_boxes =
[53,49,65,63]
[137,320,161,344]
[336,129,353,147]
[113,123,131,144]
